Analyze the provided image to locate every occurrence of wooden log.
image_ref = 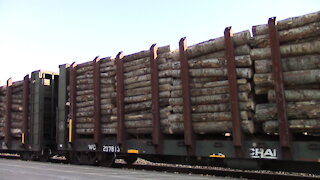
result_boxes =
[100,72,116,78]
[186,30,251,58]
[171,83,251,97]
[263,119,320,134]
[124,68,150,78]
[76,74,93,80]
[250,40,320,60]
[253,21,320,48]
[167,111,250,122]
[76,106,94,113]
[100,92,116,99]
[253,11,320,36]
[163,120,255,134]
[76,90,93,96]
[254,55,320,73]
[12,99,22,104]
[124,100,169,113]
[76,111,93,117]
[268,89,320,102]
[172,101,254,113]
[100,87,115,93]
[254,69,320,87]
[123,45,170,62]
[11,104,23,111]
[124,77,172,90]
[124,91,170,104]
[76,101,94,108]
[169,92,249,105]
[255,102,320,122]
[189,67,252,78]
[188,55,252,68]
[124,74,151,85]
[124,62,150,73]
[100,66,115,73]
[76,95,93,102]
[76,84,93,90]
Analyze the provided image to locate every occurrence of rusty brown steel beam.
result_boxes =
[116,52,125,146]
[150,44,162,153]
[4,78,12,147]
[268,17,292,160]
[69,62,77,144]
[179,37,195,156]
[224,27,244,158]
[93,56,101,145]
[22,75,29,146]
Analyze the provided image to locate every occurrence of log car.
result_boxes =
[0,70,59,161]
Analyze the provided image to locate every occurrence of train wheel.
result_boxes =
[124,156,137,165]
[20,152,34,161]
[69,152,81,165]
[98,154,115,167]
[39,148,52,162]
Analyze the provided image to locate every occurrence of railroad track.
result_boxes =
[1,154,319,179]
[114,159,320,180]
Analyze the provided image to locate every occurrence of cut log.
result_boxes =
[254,55,320,73]
[253,21,320,48]
[268,89,320,102]
[76,95,93,102]
[253,11,320,36]
[188,55,252,68]
[254,69,320,87]
[167,111,250,122]
[124,91,170,104]
[250,40,320,60]
[163,120,255,134]
[263,119,320,134]
[189,67,252,78]
[76,101,94,108]
[186,30,251,58]
[169,92,249,105]
[124,68,150,78]
[255,102,320,122]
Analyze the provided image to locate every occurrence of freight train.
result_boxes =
[0,12,319,173]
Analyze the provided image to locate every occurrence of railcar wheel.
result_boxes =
[124,156,137,165]
[20,152,34,161]
[97,153,115,167]
[38,148,52,162]
[69,152,81,165]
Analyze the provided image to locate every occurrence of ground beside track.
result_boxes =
[0,159,237,180]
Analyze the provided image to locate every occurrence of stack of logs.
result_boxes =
[252,11,320,134]
[75,61,95,134]
[0,86,5,137]
[10,81,24,137]
[75,58,117,135]
[165,30,256,134]
[110,46,173,134]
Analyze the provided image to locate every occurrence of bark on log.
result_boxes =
[268,89,320,102]
[76,95,93,102]
[253,11,320,36]
[76,74,93,80]
[172,101,254,113]
[124,91,170,104]
[11,104,23,111]
[253,22,320,48]
[254,69,320,87]
[189,68,252,79]
[76,101,94,108]
[169,92,249,105]
[263,119,320,134]
[163,120,255,134]
[76,84,93,91]
[254,55,320,73]
[188,55,252,68]
[100,72,116,78]
[124,68,150,78]
[124,62,150,73]
[170,83,251,97]
[76,90,93,96]
[167,111,250,122]
[255,102,320,122]
[124,78,172,90]
[123,45,170,62]
[250,40,320,60]
[186,30,251,58]
[124,74,151,85]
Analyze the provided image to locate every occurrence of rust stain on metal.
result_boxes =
[116,52,125,145]
[268,17,292,160]
[224,27,244,158]
[179,37,195,156]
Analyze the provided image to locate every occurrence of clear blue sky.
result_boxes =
[0,0,319,85]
